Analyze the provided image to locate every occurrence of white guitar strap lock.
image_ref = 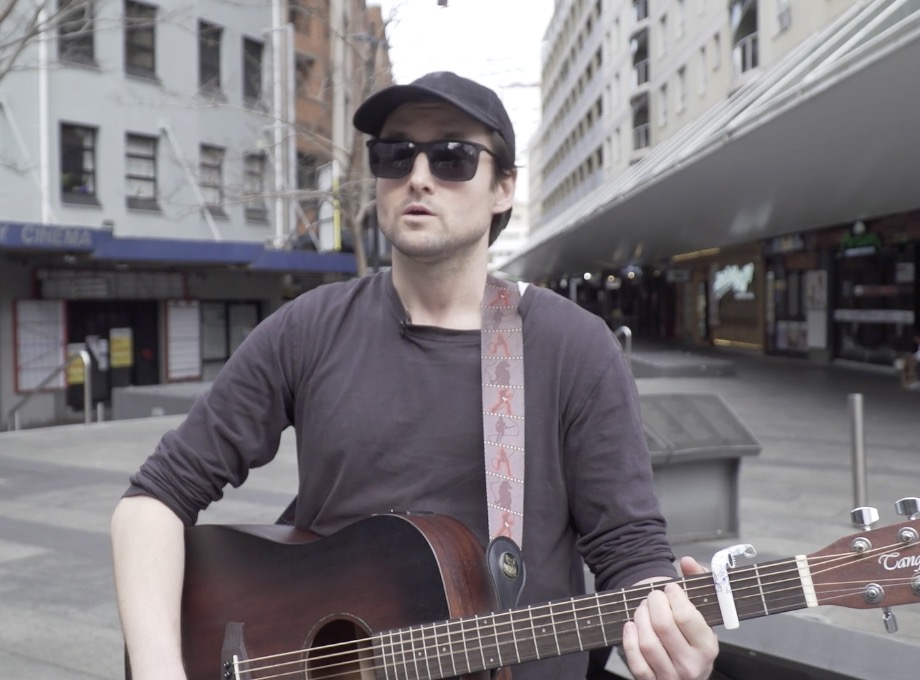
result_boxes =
[710,543,757,629]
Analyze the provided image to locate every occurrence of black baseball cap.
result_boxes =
[353,71,516,163]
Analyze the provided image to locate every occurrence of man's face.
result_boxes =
[375,101,515,265]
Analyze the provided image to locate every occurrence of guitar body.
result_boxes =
[180,513,496,680]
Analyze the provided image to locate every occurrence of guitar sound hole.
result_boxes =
[304,617,375,680]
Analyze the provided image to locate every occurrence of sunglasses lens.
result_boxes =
[369,141,417,179]
[427,142,479,181]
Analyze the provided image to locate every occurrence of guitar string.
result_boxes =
[227,540,915,680]
[229,542,911,680]
[233,571,915,680]
[231,572,911,680]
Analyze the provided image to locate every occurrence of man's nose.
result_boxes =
[406,151,435,190]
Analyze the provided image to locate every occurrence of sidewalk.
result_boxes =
[631,345,920,645]
[1,344,919,678]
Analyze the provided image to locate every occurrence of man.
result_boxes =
[111,71,718,680]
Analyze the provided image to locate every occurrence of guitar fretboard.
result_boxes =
[373,556,810,680]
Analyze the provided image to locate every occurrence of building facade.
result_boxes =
[0,0,388,429]
[510,0,920,372]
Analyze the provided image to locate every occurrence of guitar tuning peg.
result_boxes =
[883,606,899,634]
[895,497,920,520]
[851,506,880,530]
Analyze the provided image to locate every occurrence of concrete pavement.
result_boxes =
[1,345,920,678]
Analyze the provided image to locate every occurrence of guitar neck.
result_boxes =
[374,555,811,680]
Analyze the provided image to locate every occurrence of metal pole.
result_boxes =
[80,350,93,426]
[849,393,867,508]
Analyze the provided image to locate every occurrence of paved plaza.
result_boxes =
[1,346,920,678]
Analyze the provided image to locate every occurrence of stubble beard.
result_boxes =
[385,215,489,267]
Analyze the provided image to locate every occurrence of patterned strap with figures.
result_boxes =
[481,275,526,547]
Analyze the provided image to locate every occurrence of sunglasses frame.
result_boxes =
[366,138,496,182]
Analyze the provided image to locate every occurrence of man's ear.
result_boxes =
[492,169,517,215]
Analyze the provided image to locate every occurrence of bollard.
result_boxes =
[849,393,867,509]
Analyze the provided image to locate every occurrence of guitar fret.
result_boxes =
[377,632,393,680]
[507,610,521,663]
[527,605,541,660]
[594,594,609,647]
[570,600,584,650]
[410,627,431,680]
[754,564,769,616]
[430,622,448,678]
[476,615,488,670]
[622,589,631,621]
[405,626,420,680]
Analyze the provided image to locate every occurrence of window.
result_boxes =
[243,38,263,104]
[295,54,316,97]
[244,153,267,221]
[199,145,224,213]
[676,0,686,38]
[713,33,722,70]
[777,0,792,32]
[58,0,95,64]
[125,133,158,210]
[658,15,667,56]
[658,83,668,126]
[60,123,98,204]
[198,20,222,93]
[289,1,311,33]
[124,0,157,78]
[699,45,708,93]
[676,67,686,112]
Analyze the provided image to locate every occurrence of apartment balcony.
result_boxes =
[732,32,760,78]
[631,59,650,92]
[632,0,650,29]
[629,123,651,164]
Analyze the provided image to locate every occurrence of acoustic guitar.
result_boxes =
[135,510,920,679]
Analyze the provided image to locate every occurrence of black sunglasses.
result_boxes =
[366,139,496,182]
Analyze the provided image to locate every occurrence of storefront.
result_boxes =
[828,215,920,367]
[671,244,764,349]
[763,233,831,361]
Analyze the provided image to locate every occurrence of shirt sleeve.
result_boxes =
[125,300,301,526]
[564,326,678,591]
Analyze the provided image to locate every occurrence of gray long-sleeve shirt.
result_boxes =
[127,272,676,679]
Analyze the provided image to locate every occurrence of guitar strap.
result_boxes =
[481,275,527,548]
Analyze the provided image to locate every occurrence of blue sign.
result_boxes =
[0,222,110,251]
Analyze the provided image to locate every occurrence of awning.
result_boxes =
[247,248,357,274]
[91,237,263,264]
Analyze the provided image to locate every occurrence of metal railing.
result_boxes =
[732,32,760,77]
[5,350,93,431]
[633,123,650,150]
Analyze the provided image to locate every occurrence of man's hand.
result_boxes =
[621,556,718,680]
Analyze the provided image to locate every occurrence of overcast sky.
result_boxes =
[370,0,556,198]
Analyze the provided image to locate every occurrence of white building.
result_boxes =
[531,0,865,228]
[0,0,355,429]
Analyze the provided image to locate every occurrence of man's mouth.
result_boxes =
[403,203,433,216]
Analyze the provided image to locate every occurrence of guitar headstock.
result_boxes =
[807,503,920,611]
